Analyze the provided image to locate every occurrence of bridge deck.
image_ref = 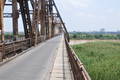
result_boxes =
[0,36,65,80]
[50,35,73,80]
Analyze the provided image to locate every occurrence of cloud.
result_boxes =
[78,12,96,18]
[55,0,92,9]
[54,0,120,31]
[67,0,92,8]
[107,8,114,13]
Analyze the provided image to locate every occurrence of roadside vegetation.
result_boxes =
[72,42,120,80]
[0,32,25,40]
[70,33,120,40]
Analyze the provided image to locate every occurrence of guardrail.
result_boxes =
[64,37,91,80]
[0,35,48,62]
[0,38,31,61]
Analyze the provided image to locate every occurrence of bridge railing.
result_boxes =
[0,35,50,62]
[64,37,91,80]
[37,36,46,44]
[0,38,31,61]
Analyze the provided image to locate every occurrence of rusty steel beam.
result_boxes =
[31,0,39,45]
[49,0,54,38]
[12,0,19,41]
[40,0,46,36]
[65,38,91,80]
[30,0,35,8]
[45,1,50,39]
[0,0,70,62]
[0,0,4,62]
[0,0,4,42]
[2,0,69,42]
[2,0,69,43]
[52,0,69,41]
[0,0,3,30]
[4,10,33,18]
[17,0,33,39]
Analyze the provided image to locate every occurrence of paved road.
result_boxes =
[0,36,61,80]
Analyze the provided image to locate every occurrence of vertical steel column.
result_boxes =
[0,0,4,42]
[12,0,19,41]
[48,0,53,38]
[30,0,34,8]
[49,0,54,37]
[45,0,49,39]
[17,0,33,39]
[48,16,52,38]
[31,0,39,45]
[40,0,46,36]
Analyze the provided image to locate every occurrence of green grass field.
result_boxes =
[72,41,120,80]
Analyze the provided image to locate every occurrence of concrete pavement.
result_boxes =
[50,35,74,80]
[0,36,61,80]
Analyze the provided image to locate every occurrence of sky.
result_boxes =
[4,0,120,32]
[55,0,120,32]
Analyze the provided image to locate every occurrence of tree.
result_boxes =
[73,34,77,39]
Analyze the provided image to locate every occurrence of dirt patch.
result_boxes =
[70,40,120,45]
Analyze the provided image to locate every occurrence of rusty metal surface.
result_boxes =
[0,0,69,62]
[0,0,3,30]
[64,36,91,80]
[12,0,19,41]
[0,38,31,60]
[0,35,46,62]
[0,0,4,42]
[0,0,70,73]
[0,0,92,79]
[3,0,69,42]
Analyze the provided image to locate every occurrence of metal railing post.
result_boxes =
[64,34,91,80]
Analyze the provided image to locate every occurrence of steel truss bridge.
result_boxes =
[0,0,91,80]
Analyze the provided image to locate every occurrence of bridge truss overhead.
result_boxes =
[0,0,69,64]
[0,1,92,80]
[2,0,69,44]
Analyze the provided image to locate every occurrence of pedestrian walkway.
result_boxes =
[50,35,74,80]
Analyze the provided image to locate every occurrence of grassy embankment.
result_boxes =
[72,41,120,80]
